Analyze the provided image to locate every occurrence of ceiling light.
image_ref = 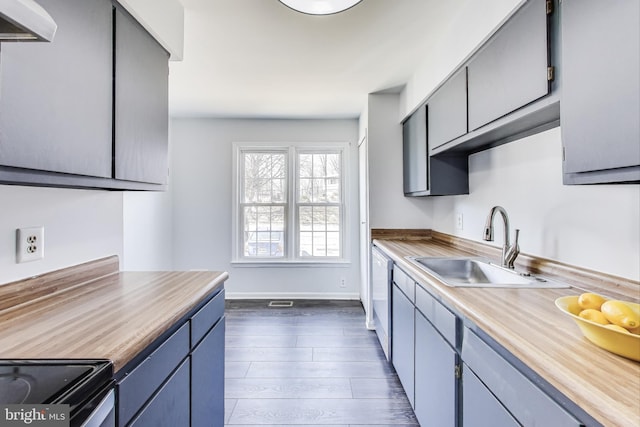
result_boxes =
[278,0,363,15]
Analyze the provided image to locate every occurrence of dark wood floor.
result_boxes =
[224,299,419,426]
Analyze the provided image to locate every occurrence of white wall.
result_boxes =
[170,118,361,299]
[431,127,640,281]
[122,191,174,271]
[0,185,123,285]
[366,93,432,229]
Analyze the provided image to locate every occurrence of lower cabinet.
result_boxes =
[461,363,519,427]
[414,309,458,426]
[383,257,590,427]
[391,283,415,406]
[116,288,225,427]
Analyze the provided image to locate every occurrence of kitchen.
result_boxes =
[1,0,639,426]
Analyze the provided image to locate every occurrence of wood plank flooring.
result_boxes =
[224,300,419,426]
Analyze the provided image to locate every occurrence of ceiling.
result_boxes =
[169,0,468,119]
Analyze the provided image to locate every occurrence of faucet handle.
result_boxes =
[505,229,520,269]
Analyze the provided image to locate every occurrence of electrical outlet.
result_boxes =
[455,212,464,230]
[339,277,346,288]
[16,226,44,263]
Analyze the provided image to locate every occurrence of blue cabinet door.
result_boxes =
[462,364,520,427]
[392,284,415,406]
[191,317,226,427]
[414,310,457,426]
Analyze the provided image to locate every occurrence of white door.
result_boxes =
[358,132,374,329]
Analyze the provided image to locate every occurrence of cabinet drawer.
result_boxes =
[191,289,225,348]
[462,327,582,427]
[128,358,190,427]
[393,266,415,303]
[118,322,190,426]
[415,284,457,348]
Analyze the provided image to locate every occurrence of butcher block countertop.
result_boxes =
[373,231,640,427]
[0,256,227,373]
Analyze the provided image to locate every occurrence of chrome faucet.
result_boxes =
[483,206,520,269]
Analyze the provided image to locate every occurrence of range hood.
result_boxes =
[0,0,57,42]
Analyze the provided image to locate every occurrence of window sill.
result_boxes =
[231,259,351,268]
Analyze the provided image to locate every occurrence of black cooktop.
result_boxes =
[0,360,113,409]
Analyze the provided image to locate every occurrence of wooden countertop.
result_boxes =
[373,236,640,427]
[0,256,227,372]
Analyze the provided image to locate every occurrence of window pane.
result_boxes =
[326,153,340,178]
[299,231,312,257]
[299,154,313,178]
[312,232,327,256]
[299,206,312,231]
[312,178,327,203]
[312,206,327,231]
[297,205,341,258]
[326,232,340,257]
[297,152,341,203]
[327,206,340,230]
[243,205,285,257]
[299,178,312,203]
[243,152,286,203]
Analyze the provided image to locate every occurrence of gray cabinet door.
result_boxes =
[402,105,428,195]
[467,0,549,131]
[462,364,520,427]
[561,0,640,178]
[428,68,468,151]
[391,284,415,406]
[114,7,169,184]
[191,317,225,427]
[414,310,457,427]
[0,0,112,178]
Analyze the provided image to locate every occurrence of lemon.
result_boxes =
[579,308,610,325]
[603,324,631,334]
[627,326,640,335]
[601,300,640,329]
[566,300,582,316]
[578,292,607,310]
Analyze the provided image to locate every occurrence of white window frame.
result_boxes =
[232,141,349,265]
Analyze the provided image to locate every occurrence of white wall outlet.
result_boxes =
[339,277,346,288]
[16,226,45,263]
[455,212,464,230]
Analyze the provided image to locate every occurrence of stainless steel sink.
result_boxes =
[405,256,569,288]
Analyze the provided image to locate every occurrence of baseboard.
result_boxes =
[224,291,361,300]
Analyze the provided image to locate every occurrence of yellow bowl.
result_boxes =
[555,296,640,362]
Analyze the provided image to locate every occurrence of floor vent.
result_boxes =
[268,301,294,308]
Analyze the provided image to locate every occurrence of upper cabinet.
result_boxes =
[403,105,469,197]
[467,0,550,131]
[428,68,467,152]
[0,0,113,179]
[403,0,554,197]
[114,7,169,185]
[561,0,640,184]
[0,0,170,190]
[428,0,557,156]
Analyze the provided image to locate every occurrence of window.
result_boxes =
[234,143,347,263]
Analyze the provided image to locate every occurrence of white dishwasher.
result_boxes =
[371,245,392,361]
